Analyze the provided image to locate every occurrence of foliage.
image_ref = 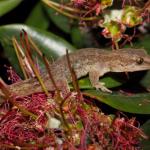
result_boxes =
[0,0,150,149]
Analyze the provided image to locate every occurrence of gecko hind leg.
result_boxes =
[89,70,112,93]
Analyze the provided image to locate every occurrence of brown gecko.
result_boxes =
[1,48,150,99]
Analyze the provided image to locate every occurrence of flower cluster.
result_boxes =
[0,68,147,149]
[43,0,150,48]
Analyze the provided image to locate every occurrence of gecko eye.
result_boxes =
[136,57,144,65]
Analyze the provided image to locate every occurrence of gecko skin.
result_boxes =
[1,48,150,98]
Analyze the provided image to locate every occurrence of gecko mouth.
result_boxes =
[120,64,150,72]
[127,66,150,72]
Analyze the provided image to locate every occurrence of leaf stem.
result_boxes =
[43,0,86,13]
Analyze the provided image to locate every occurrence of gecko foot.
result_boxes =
[94,82,112,93]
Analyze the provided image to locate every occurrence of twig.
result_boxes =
[66,49,82,100]
[12,37,29,79]
[42,0,99,21]
[42,54,59,94]
[42,53,71,131]
[20,30,49,96]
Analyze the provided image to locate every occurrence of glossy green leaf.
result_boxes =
[83,90,150,114]
[141,120,150,150]
[43,0,73,33]
[25,2,49,29]
[71,27,98,48]
[0,24,75,74]
[0,0,22,17]
[70,76,124,89]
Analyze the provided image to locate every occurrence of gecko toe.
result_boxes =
[94,83,112,93]
[101,87,112,93]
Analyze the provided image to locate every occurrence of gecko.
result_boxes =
[0,48,150,99]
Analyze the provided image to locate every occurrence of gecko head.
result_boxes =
[111,48,150,72]
[130,55,150,71]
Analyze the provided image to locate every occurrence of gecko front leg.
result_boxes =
[89,64,112,93]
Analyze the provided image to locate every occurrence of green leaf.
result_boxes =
[71,27,98,48]
[25,2,49,29]
[43,0,73,33]
[0,0,22,17]
[70,76,124,89]
[0,24,75,74]
[83,90,150,114]
[141,120,150,150]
